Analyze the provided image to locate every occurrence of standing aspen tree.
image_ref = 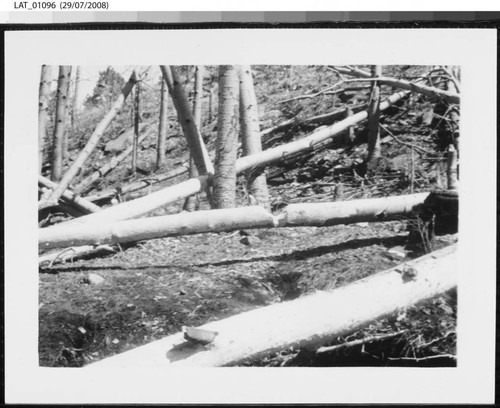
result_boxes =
[71,66,81,133]
[51,66,72,181]
[38,65,53,174]
[62,67,74,164]
[366,65,382,169]
[156,79,169,169]
[132,82,140,176]
[238,65,270,210]
[213,65,239,209]
[184,65,204,212]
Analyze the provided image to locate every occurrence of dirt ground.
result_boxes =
[39,214,457,367]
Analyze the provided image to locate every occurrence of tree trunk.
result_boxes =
[70,66,81,133]
[160,65,213,175]
[38,65,52,174]
[132,82,140,176]
[39,193,427,249]
[239,65,270,210]
[51,66,72,181]
[40,71,138,210]
[38,175,101,215]
[446,144,458,190]
[62,67,73,164]
[184,65,204,212]
[74,126,154,195]
[156,79,169,170]
[86,244,457,368]
[366,65,382,168]
[213,65,240,209]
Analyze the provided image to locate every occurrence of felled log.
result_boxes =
[38,175,101,214]
[236,90,409,174]
[39,193,427,250]
[282,193,428,227]
[84,164,190,204]
[86,244,457,368]
[39,244,116,266]
[39,206,276,250]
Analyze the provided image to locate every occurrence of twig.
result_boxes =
[278,80,344,104]
[316,330,407,354]
[387,354,456,363]
[379,123,430,155]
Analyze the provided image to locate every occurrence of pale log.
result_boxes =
[38,175,101,214]
[54,175,211,227]
[282,193,429,227]
[235,89,409,174]
[39,194,427,249]
[86,244,457,368]
[40,206,276,249]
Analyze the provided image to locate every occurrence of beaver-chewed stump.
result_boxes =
[408,189,459,251]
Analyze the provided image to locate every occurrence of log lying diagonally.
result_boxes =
[44,89,410,230]
[39,193,428,250]
[38,175,101,214]
[85,244,457,368]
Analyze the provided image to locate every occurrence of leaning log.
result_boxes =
[38,175,101,214]
[39,193,427,250]
[235,89,409,174]
[86,244,457,368]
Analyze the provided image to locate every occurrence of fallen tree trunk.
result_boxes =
[39,193,427,250]
[40,205,276,249]
[86,244,457,368]
[332,66,460,104]
[74,126,153,195]
[84,164,190,203]
[39,244,116,266]
[235,89,409,174]
[38,175,101,214]
[42,89,409,229]
[282,193,428,227]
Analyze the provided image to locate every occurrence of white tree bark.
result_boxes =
[86,244,457,368]
[39,193,427,250]
[160,65,214,175]
[38,175,101,214]
[38,65,53,174]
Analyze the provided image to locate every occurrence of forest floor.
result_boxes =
[39,65,459,367]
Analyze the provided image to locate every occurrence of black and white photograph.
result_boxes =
[37,63,460,369]
[4,28,496,403]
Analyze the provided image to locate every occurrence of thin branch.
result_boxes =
[316,330,407,354]
[379,123,431,155]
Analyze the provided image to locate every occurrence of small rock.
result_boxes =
[239,229,253,237]
[240,236,261,246]
[83,273,105,285]
[387,246,408,260]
